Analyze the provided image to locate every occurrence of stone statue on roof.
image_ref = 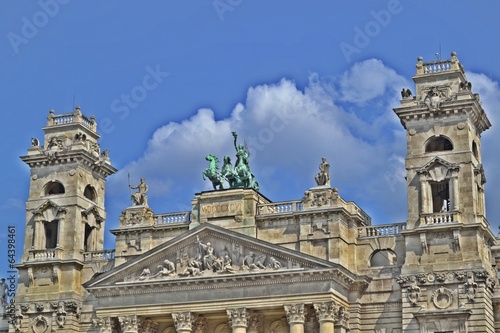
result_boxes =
[203,132,259,191]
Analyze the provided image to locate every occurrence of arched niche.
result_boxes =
[425,136,453,153]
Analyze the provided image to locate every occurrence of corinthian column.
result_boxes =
[172,312,197,333]
[119,315,139,333]
[284,304,305,333]
[313,302,337,333]
[227,308,247,333]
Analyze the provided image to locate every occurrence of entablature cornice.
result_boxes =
[88,268,370,299]
[21,149,117,176]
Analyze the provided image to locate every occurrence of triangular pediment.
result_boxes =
[81,205,104,226]
[417,157,459,182]
[31,199,66,221]
[84,223,351,290]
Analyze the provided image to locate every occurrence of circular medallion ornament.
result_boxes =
[69,170,76,176]
[457,122,466,130]
[431,286,453,309]
[32,174,38,180]
[32,315,49,333]
[408,129,416,136]
[427,273,435,283]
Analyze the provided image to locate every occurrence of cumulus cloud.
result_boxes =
[108,59,416,224]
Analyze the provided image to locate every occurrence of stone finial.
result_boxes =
[450,51,460,70]
[47,109,55,126]
[416,56,424,75]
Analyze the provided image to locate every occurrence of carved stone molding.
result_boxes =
[284,303,305,324]
[93,316,118,333]
[172,312,197,332]
[313,301,337,322]
[407,281,421,306]
[227,308,247,328]
[464,273,478,302]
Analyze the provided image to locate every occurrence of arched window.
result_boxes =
[425,137,453,153]
[472,141,479,159]
[44,181,65,195]
[84,185,97,201]
[370,249,397,267]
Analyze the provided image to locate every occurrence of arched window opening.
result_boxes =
[44,181,65,195]
[472,141,479,159]
[44,221,59,249]
[84,223,95,252]
[370,249,397,267]
[425,137,453,153]
[431,181,450,212]
[84,185,97,201]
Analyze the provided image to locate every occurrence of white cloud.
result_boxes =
[108,59,413,223]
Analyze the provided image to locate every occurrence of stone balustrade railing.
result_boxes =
[155,211,191,225]
[28,248,63,261]
[257,201,303,215]
[48,109,96,131]
[423,60,452,74]
[423,212,456,225]
[358,223,407,238]
[83,250,116,262]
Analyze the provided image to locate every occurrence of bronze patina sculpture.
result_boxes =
[203,132,259,191]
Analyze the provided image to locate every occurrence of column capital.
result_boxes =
[93,316,118,333]
[227,307,248,328]
[313,301,337,323]
[119,314,138,333]
[172,312,197,332]
[337,306,350,328]
[284,303,305,324]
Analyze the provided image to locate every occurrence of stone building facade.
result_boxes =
[9,53,500,333]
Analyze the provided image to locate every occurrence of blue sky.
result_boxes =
[1,1,500,278]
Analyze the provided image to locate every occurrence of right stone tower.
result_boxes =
[394,52,497,333]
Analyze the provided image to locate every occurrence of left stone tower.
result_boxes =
[14,107,116,332]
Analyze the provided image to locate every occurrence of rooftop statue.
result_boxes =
[203,132,259,191]
[129,177,149,206]
[314,157,330,187]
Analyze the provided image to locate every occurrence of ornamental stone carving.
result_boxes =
[140,318,159,333]
[193,317,208,333]
[284,303,305,324]
[119,314,138,332]
[31,315,49,333]
[227,308,247,328]
[172,312,196,332]
[313,301,337,322]
[247,312,263,333]
[93,316,117,333]
[464,274,478,302]
[337,306,349,327]
[431,286,453,309]
[407,281,421,306]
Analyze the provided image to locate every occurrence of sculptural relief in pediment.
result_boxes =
[120,231,320,284]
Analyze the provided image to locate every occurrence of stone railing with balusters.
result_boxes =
[358,223,407,238]
[422,212,457,225]
[155,211,191,225]
[257,201,303,215]
[47,107,97,131]
[28,248,63,261]
[83,250,116,262]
